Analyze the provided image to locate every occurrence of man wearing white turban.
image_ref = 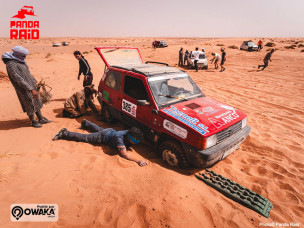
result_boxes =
[2,46,51,128]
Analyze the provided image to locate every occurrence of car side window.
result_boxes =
[104,71,122,91]
[124,75,149,101]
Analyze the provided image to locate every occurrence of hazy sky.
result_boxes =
[1,0,304,37]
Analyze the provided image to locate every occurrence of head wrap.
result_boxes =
[2,46,29,63]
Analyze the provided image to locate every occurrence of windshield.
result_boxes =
[148,74,204,107]
[96,47,142,66]
[248,42,256,46]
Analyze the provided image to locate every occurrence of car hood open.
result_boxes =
[95,47,143,67]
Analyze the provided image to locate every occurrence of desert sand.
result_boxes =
[0,37,303,228]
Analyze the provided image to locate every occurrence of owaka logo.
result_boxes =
[10,6,39,39]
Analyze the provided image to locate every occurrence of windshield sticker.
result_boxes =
[163,120,188,139]
[163,106,209,135]
[122,99,137,117]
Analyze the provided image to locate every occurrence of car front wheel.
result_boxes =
[159,141,189,168]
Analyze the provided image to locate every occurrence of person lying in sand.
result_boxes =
[63,85,99,118]
[53,120,148,167]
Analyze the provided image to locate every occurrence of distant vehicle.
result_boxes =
[61,41,69,46]
[240,41,258,52]
[153,40,168,48]
[187,51,208,69]
[52,43,60,47]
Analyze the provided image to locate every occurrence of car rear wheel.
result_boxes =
[102,103,116,123]
[159,141,189,168]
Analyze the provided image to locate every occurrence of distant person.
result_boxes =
[193,47,200,72]
[74,51,93,87]
[201,48,205,52]
[2,46,51,128]
[258,39,263,52]
[184,50,189,65]
[53,120,148,167]
[258,49,275,71]
[63,85,99,118]
[178,47,184,66]
[220,48,226,72]
[210,52,221,70]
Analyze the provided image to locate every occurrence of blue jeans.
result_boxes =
[64,121,112,144]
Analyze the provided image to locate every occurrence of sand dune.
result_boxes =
[0,37,303,227]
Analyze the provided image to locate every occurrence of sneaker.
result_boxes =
[81,119,87,129]
[220,70,223,72]
[52,128,67,141]
[223,68,226,72]
[32,120,42,128]
[39,117,52,124]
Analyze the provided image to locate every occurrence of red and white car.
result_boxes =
[95,47,251,168]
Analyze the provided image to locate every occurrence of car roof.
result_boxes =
[111,63,184,77]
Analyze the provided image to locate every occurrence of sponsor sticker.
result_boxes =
[11,204,58,222]
[163,120,188,139]
[163,106,209,135]
[122,99,137,117]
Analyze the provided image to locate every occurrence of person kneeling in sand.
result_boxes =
[53,120,148,167]
[63,85,99,118]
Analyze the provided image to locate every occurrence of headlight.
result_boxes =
[241,117,247,129]
[205,134,217,149]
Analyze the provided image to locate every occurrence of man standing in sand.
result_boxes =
[178,47,184,66]
[220,48,226,72]
[258,49,275,71]
[74,51,93,87]
[53,120,148,167]
[2,46,52,128]
[258,39,263,52]
[193,47,200,72]
[184,50,189,65]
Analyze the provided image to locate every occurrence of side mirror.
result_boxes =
[137,100,150,106]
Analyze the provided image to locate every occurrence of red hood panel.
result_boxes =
[160,97,246,137]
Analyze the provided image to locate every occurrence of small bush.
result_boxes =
[228,45,238,49]
[45,53,51,58]
[83,51,89,54]
[301,50,304,52]
[216,44,225,46]
[298,44,304,48]
[265,42,275,47]
[285,45,296,49]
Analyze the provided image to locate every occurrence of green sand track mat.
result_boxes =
[195,169,273,218]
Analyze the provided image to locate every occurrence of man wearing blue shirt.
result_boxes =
[53,119,147,167]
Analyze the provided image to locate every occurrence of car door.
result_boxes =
[102,70,123,119]
[120,74,156,137]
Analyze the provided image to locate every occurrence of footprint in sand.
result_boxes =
[116,204,147,228]
[97,197,118,226]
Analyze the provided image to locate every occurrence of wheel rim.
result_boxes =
[162,149,179,167]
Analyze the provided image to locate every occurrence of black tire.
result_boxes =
[159,141,189,169]
[102,103,116,123]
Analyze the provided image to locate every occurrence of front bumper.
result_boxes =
[181,126,251,168]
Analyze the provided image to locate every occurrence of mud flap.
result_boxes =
[195,169,273,218]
